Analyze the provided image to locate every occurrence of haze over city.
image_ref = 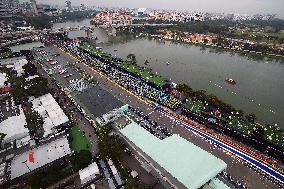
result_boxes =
[1,0,284,189]
[35,0,284,18]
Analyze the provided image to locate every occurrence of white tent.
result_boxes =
[79,162,100,185]
[31,93,69,137]
[0,107,29,144]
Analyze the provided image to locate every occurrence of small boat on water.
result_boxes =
[225,77,236,85]
[166,62,170,65]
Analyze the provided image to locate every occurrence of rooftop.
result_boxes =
[79,162,100,185]
[76,86,123,118]
[10,136,71,179]
[4,57,28,76]
[120,121,227,189]
[0,106,29,144]
[0,56,26,66]
[31,93,69,137]
[0,72,7,87]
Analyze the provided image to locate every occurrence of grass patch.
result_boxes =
[264,126,283,146]
[185,99,205,114]
[80,43,111,58]
[228,116,255,135]
[120,62,168,86]
[70,126,91,152]
[81,42,168,86]
[0,51,13,59]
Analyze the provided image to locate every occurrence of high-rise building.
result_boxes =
[0,0,8,16]
[65,0,71,11]
[80,3,85,11]
[30,0,44,16]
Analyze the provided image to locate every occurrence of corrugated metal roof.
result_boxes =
[120,121,227,189]
[10,136,71,179]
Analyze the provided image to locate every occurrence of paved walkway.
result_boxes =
[49,45,281,189]
[35,61,99,156]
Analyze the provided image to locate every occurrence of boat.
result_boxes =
[225,77,236,85]
[166,62,170,66]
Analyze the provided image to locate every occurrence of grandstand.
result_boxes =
[118,121,229,189]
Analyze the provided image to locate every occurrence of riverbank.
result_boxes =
[80,41,283,145]
[144,32,284,63]
[100,36,284,127]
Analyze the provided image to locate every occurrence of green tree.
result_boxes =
[26,77,49,97]
[27,15,52,29]
[70,150,92,171]
[9,76,27,102]
[25,110,44,138]
[246,113,257,122]
[125,177,149,189]
[144,59,149,65]
[237,109,244,117]
[98,135,124,160]
[0,133,6,142]
[126,53,137,65]
[23,63,37,76]
[176,84,194,97]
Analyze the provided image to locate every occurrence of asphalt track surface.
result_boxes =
[36,47,123,118]
[159,108,284,188]
[77,86,123,117]
[51,45,283,189]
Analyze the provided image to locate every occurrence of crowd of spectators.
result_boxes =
[57,41,182,111]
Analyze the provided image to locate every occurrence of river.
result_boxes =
[10,41,44,52]
[100,36,284,127]
[12,19,284,128]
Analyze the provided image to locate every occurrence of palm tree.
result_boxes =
[126,53,137,65]
[144,59,149,65]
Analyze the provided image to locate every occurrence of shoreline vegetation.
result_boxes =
[115,26,284,63]
[78,42,283,159]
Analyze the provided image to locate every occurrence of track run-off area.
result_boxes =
[58,45,284,189]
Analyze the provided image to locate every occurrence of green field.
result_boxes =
[0,51,13,58]
[228,117,254,135]
[264,125,283,146]
[120,62,168,86]
[254,32,284,39]
[80,43,168,86]
[70,126,91,152]
[80,43,111,58]
[232,30,284,43]
[185,99,205,114]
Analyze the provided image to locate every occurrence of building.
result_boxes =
[137,8,146,17]
[0,1,8,16]
[92,11,133,26]
[0,72,7,88]
[118,120,229,189]
[0,56,28,76]
[79,162,100,185]
[80,3,85,11]
[30,0,44,16]
[9,136,71,179]
[0,106,30,146]
[65,0,71,11]
[0,72,10,94]
[31,93,69,138]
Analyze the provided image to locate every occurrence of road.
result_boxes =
[33,51,99,157]
[46,44,283,189]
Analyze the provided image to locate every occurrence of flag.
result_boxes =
[28,151,35,163]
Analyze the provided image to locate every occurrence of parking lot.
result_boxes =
[34,47,123,118]
[32,43,283,189]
